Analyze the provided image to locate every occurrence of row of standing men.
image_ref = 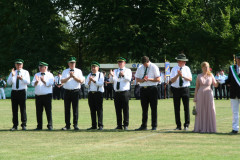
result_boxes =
[7,54,192,131]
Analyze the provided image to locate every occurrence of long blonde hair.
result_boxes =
[201,62,211,76]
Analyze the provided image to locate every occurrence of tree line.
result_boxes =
[0,0,239,76]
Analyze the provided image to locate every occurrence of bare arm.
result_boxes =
[194,76,200,102]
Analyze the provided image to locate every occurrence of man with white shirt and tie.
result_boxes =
[110,57,132,130]
[32,62,54,130]
[61,57,84,130]
[54,71,63,100]
[85,62,104,130]
[7,59,30,131]
[135,56,160,131]
[170,53,192,130]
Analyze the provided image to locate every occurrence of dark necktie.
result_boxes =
[16,70,20,89]
[41,73,45,76]
[179,67,183,87]
[117,69,123,90]
[91,73,96,77]
[58,76,60,85]
[142,67,148,79]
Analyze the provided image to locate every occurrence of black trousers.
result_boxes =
[81,84,85,99]
[106,85,113,100]
[134,84,140,100]
[165,84,170,99]
[160,83,165,99]
[55,85,62,100]
[226,85,230,99]
[64,89,80,127]
[114,91,129,127]
[171,87,190,128]
[88,92,103,128]
[157,84,161,99]
[11,90,27,127]
[221,83,226,98]
[215,85,222,99]
[35,94,52,128]
[140,86,158,128]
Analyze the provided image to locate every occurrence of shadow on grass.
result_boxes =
[0,128,238,135]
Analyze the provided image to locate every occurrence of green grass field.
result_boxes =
[0,98,239,160]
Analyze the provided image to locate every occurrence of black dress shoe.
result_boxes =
[232,130,238,134]
[115,126,123,130]
[152,127,157,130]
[174,127,182,130]
[10,127,18,131]
[87,127,97,130]
[74,126,80,130]
[22,126,27,130]
[48,126,53,131]
[98,126,103,130]
[35,128,42,131]
[124,126,128,130]
[62,126,71,130]
[135,126,147,131]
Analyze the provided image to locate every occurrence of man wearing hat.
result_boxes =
[85,61,104,130]
[109,57,132,130]
[31,62,54,130]
[61,57,84,130]
[0,76,6,99]
[7,59,30,130]
[226,53,240,134]
[135,56,160,131]
[54,71,63,100]
[170,53,192,130]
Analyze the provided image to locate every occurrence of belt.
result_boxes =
[89,91,101,94]
[141,85,157,89]
[12,89,25,92]
[65,89,79,92]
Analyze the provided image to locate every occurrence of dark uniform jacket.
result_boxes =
[225,65,240,99]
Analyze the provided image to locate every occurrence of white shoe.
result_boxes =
[184,127,189,131]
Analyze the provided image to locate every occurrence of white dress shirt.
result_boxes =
[170,65,192,88]
[54,76,62,85]
[85,72,104,93]
[135,62,160,86]
[62,68,83,90]
[109,67,132,91]
[219,75,227,84]
[7,69,30,90]
[160,72,165,84]
[32,72,54,95]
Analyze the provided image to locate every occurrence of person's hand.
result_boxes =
[143,75,148,82]
[110,69,114,77]
[89,76,94,82]
[194,97,197,102]
[11,68,15,76]
[177,70,182,77]
[17,75,23,80]
[119,71,124,77]
[35,75,40,82]
[70,71,74,78]
[40,76,44,82]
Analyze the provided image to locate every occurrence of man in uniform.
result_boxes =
[170,53,192,130]
[109,57,132,130]
[85,61,104,130]
[32,62,54,130]
[61,57,84,130]
[54,71,63,100]
[226,53,240,134]
[0,76,6,99]
[7,59,30,130]
[135,56,160,130]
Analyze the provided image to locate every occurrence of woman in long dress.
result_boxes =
[193,62,218,133]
